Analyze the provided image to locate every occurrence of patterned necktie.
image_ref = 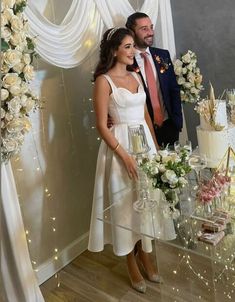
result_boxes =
[141,52,164,126]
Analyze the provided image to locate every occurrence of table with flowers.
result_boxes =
[98,146,235,301]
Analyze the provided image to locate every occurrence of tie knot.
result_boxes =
[140,52,148,58]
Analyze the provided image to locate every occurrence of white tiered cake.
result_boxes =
[196,86,235,168]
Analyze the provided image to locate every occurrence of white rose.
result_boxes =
[2,8,14,21]
[22,54,31,65]
[16,42,27,52]
[2,120,6,129]
[182,53,191,64]
[4,49,22,67]
[12,62,24,74]
[2,138,18,152]
[6,118,24,133]
[10,31,25,46]
[153,154,161,162]
[1,26,11,41]
[174,59,183,67]
[177,77,186,85]
[187,72,195,84]
[182,67,187,74]
[158,149,169,157]
[9,83,22,96]
[161,170,177,184]
[186,63,193,71]
[195,74,202,85]
[1,88,9,101]
[1,62,10,74]
[1,108,6,118]
[23,64,35,81]
[158,164,166,173]
[8,96,21,114]
[2,73,21,89]
[10,15,23,32]
[5,112,14,121]
[174,66,182,76]
[190,87,199,95]
[183,82,192,89]
[24,97,35,112]
[1,14,8,26]
[2,0,16,9]
[20,94,27,106]
[20,82,29,94]
[20,116,31,132]
[152,166,159,174]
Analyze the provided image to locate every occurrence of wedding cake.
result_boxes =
[196,84,235,168]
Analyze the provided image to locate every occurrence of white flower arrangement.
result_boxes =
[1,0,40,162]
[140,149,191,202]
[174,50,204,103]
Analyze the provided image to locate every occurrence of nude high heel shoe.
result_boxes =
[127,269,146,293]
[136,253,163,284]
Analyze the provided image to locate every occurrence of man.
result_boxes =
[126,12,183,147]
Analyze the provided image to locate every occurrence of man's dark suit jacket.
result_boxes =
[131,47,183,132]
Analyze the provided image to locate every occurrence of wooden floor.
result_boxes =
[40,244,235,302]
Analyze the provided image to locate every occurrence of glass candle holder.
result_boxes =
[128,124,150,155]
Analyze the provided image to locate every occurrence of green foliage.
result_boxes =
[1,38,9,51]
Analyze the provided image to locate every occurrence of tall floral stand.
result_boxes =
[1,162,44,302]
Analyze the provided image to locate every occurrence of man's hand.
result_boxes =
[107,114,114,128]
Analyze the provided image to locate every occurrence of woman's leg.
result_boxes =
[136,241,162,283]
[136,241,157,277]
[126,249,146,293]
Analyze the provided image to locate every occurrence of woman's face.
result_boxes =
[114,35,136,65]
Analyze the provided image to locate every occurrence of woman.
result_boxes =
[88,27,174,293]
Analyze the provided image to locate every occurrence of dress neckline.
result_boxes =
[105,72,141,94]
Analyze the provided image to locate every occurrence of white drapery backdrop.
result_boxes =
[1,1,187,301]
[25,0,176,68]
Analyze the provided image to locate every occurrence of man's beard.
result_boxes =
[135,35,153,49]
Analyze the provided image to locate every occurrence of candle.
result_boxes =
[131,134,143,153]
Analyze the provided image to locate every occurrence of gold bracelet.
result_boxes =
[113,142,120,152]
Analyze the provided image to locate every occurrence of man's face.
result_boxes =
[132,17,154,50]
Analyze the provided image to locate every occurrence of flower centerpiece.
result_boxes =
[1,0,40,162]
[174,50,203,103]
[198,172,231,204]
[140,148,191,209]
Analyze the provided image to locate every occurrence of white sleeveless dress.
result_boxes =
[88,73,176,256]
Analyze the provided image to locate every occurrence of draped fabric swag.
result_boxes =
[25,0,176,68]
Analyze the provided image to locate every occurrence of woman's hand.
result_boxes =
[122,153,138,181]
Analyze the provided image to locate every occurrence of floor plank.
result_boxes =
[40,244,235,302]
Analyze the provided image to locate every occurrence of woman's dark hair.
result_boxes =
[93,27,133,80]
[126,12,149,31]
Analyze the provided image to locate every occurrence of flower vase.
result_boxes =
[204,202,213,218]
[164,189,181,219]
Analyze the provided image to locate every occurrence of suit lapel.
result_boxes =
[149,48,161,80]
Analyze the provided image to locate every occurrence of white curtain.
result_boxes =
[1,163,44,302]
[1,1,187,301]
[25,0,176,68]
